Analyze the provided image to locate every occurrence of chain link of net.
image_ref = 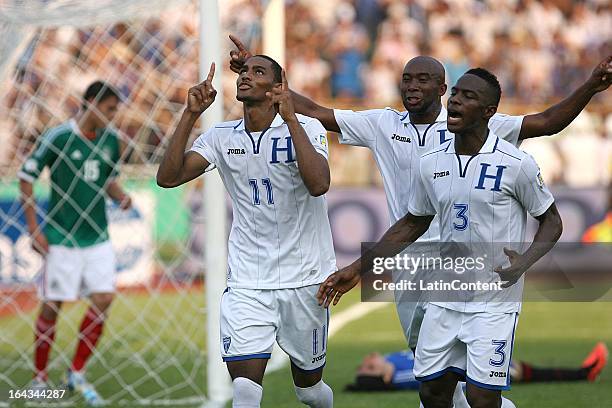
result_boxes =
[0,0,245,405]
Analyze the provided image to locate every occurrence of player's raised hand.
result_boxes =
[187,63,217,114]
[317,265,361,307]
[229,34,252,74]
[119,194,132,210]
[268,70,296,122]
[31,231,49,256]
[494,247,528,288]
[587,55,612,93]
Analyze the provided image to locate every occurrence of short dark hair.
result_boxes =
[252,54,282,83]
[465,68,501,106]
[345,375,397,392]
[82,81,121,109]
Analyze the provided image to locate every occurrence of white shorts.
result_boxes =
[414,303,519,390]
[220,284,329,372]
[393,263,435,349]
[40,241,116,301]
[394,299,426,350]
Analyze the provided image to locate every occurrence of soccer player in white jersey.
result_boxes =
[157,56,335,408]
[230,37,611,407]
[322,68,563,407]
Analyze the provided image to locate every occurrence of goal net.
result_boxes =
[0,0,239,405]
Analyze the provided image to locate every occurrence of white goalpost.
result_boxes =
[199,0,232,406]
[0,0,241,405]
[0,0,288,405]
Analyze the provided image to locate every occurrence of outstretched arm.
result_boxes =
[317,212,433,306]
[229,34,340,132]
[519,56,611,140]
[157,63,217,188]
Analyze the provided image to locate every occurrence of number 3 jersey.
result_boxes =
[18,119,120,248]
[408,131,555,313]
[190,113,337,290]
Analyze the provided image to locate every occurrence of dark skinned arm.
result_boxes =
[519,55,611,140]
[495,203,563,287]
[270,70,331,196]
[157,64,216,188]
[317,212,434,306]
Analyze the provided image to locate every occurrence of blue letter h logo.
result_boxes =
[270,137,295,164]
[475,163,506,192]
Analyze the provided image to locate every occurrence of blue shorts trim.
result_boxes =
[416,366,466,382]
[290,360,326,374]
[465,376,511,391]
[223,353,272,362]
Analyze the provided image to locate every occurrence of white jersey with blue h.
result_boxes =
[408,131,555,313]
[334,107,524,234]
[334,107,525,347]
[190,113,337,289]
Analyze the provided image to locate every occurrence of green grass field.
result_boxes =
[1,289,611,407]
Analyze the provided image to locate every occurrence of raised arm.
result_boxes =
[289,91,340,132]
[317,212,434,306]
[519,55,611,140]
[157,63,216,188]
[270,70,330,196]
[229,34,340,132]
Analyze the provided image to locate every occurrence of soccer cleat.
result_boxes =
[63,370,104,406]
[581,342,609,382]
[28,377,50,401]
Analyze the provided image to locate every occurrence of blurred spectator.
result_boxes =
[1,0,610,188]
[288,46,331,100]
[328,2,369,99]
[432,28,470,89]
[556,112,611,188]
[363,54,399,106]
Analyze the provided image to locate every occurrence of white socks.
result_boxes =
[452,381,471,408]
[232,377,263,408]
[501,396,517,408]
[294,380,333,408]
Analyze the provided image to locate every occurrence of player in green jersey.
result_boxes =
[18,81,131,406]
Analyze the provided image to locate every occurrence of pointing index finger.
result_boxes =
[229,34,248,52]
[281,69,288,91]
[206,62,216,82]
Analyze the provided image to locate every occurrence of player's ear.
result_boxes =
[82,97,93,111]
[484,104,497,120]
[439,83,447,96]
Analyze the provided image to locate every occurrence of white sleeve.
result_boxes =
[190,128,218,168]
[407,162,436,217]
[333,108,386,148]
[303,119,330,160]
[489,113,524,147]
[514,154,555,217]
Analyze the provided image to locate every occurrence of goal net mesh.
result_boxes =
[0,0,245,405]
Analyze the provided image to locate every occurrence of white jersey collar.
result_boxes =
[400,106,448,124]
[445,130,499,155]
[234,113,285,131]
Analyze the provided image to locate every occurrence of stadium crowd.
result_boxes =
[1,0,610,187]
